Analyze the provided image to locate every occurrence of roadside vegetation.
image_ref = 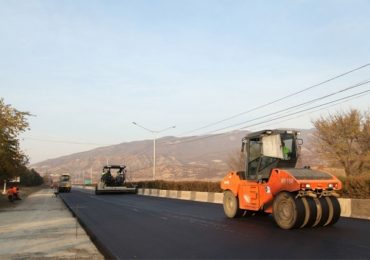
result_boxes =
[313,109,370,177]
[130,180,222,193]
[338,175,370,199]
[0,98,43,187]
[313,109,370,199]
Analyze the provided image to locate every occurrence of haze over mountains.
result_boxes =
[32,129,321,182]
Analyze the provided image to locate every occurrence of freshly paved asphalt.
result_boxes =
[60,188,370,259]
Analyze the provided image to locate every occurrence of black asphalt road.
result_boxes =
[60,188,370,259]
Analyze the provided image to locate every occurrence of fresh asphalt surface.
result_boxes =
[60,188,370,259]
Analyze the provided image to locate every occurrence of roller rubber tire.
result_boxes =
[312,198,322,227]
[273,192,306,229]
[317,197,330,226]
[300,197,318,228]
[223,190,244,218]
[325,196,341,226]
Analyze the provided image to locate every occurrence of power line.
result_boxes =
[179,63,370,136]
[131,78,370,154]
[23,137,113,146]
[205,80,370,134]
[240,89,370,130]
[248,91,370,131]
[168,89,370,145]
[172,79,370,142]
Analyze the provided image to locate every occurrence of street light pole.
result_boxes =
[153,135,156,181]
[132,122,175,180]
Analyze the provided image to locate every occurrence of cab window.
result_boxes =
[247,139,261,180]
[281,134,294,160]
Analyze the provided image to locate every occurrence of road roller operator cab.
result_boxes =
[221,129,343,229]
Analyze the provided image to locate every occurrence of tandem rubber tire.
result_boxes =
[273,192,306,229]
[223,190,244,218]
[317,197,331,226]
[300,197,318,228]
[325,196,341,226]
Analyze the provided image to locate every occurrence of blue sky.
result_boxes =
[1,0,369,163]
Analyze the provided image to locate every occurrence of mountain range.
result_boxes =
[32,129,328,182]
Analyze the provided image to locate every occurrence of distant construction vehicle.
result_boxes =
[221,129,342,229]
[95,165,137,195]
[58,174,72,192]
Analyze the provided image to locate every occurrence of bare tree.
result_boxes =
[226,149,246,171]
[312,109,370,176]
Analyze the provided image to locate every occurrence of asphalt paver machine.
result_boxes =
[95,165,137,195]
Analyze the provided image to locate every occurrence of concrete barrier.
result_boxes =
[351,199,370,220]
[137,188,223,204]
[138,188,370,220]
[338,198,351,217]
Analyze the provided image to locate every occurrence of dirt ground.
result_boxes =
[0,188,104,259]
[0,185,45,210]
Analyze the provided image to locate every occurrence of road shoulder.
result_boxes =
[0,188,104,259]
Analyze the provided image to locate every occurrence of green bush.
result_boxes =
[20,168,44,186]
[129,180,222,193]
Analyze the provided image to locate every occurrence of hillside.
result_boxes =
[32,129,325,182]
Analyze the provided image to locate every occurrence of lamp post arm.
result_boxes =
[153,136,156,181]
[132,122,155,133]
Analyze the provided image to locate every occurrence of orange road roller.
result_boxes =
[221,129,342,229]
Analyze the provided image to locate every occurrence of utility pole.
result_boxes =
[132,122,175,180]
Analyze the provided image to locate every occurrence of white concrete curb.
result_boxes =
[138,188,223,204]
